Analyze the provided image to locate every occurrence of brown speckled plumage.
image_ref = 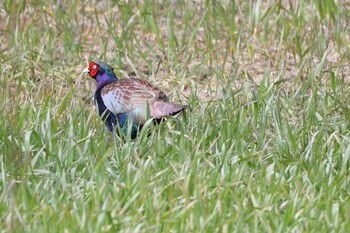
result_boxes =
[101,78,169,113]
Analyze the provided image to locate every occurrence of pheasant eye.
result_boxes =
[92,65,97,69]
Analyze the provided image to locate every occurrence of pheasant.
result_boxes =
[82,61,190,138]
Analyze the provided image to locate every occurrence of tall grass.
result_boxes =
[1,0,350,232]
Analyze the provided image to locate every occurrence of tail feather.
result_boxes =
[151,101,191,118]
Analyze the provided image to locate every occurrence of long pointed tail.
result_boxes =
[151,101,191,118]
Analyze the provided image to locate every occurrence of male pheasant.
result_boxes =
[82,61,190,138]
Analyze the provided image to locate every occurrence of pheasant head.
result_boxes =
[83,61,118,88]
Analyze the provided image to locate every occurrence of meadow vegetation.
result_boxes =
[1,0,350,232]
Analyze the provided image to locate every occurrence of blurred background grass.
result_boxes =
[1,0,350,232]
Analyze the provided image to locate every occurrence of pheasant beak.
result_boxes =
[82,67,90,74]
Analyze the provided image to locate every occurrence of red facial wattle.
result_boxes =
[90,69,98,77]
[88,62,100,78]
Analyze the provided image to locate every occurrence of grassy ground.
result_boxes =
[1,0,350,232]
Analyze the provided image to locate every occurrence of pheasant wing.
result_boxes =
[101,78,167,115]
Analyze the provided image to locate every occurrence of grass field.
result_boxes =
[1,0,350,232]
